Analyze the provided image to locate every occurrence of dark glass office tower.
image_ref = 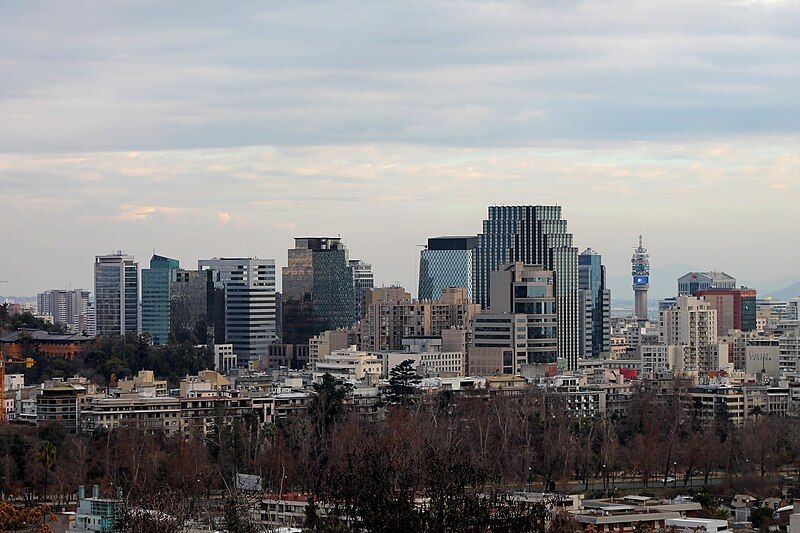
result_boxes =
[474,206,580,370]
[282,238,357,344]
[578,248,611,357]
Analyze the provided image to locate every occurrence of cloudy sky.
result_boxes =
[1,1,798,298]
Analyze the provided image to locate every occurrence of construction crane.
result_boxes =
[0,351,35,424]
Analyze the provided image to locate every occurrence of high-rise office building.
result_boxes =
[631,235,649,321]
[488,262,558,367]
[36,289,90,333]
[170,268,222,345]
[474,206,579,370]
[198,257,277,364]
[94,252,139,336]
[282,238,357,344]
[141,255,179,345]
[418,236,477,302]
[349,259,374,319]
[578,248,611,357]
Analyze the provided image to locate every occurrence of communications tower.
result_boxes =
[631,235,650,321]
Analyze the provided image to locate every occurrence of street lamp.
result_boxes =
[673,462,677,488]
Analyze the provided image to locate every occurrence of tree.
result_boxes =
[710,508,730,521]
[385,359,422,406]
[310,374,353,438]
[304,495,320,529]
[36,441,57,500]
[0,501,56,532]
[748,506,774,530]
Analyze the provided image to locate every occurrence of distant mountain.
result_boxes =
[738,274,800,297]
[768,282,800,300]
[607,263,697,305]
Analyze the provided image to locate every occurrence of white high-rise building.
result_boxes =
[84,301,96,337]
[659,295,718,372]
[94,252,139,336]
[349,259,374,319]
[198,257,277,365]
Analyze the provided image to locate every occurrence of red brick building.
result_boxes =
[0,329,93,360]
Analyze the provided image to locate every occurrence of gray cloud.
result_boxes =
[1,1,799,296]
[1,139,798,294]
[1,1,798,152]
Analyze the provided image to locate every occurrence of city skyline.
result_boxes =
[3,3,800,529]
[3,219,798,302]
[1,1,799,296]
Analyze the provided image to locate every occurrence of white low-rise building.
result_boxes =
[314,346,381,383]
[664,517,730,533]
[214,343,237,373]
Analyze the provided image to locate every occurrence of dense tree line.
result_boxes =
[12,333,213,387]
[0,304,65,334]
[79,333,212,386]
[1,378,800,531]
[2,303,213,386]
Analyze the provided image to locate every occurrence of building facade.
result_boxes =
[678,271,736,295]
[94,252,139,336]
[359,287,478,352]
[349,259,374,319]
[473,205,580,370]
[488,262,558,366]
[579,248,611,357]
[695,288,757,335]
[198,257,277,364]
[470,313,529,375]
[659,295,719,372]
[141,254,179,345]
[282,238,358,344]
[418,236,477,302]
[36,289,90,334]
[169,268,218,344]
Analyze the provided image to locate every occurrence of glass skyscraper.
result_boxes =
[141,254,180,345]
[418,236,477,302]
[199,257,277,365]
[94,252,139,336]
[578,248,611,357]
[474,206,580,370]
[282,238,357,344]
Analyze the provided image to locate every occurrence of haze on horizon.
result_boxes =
[1,1,798,298]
